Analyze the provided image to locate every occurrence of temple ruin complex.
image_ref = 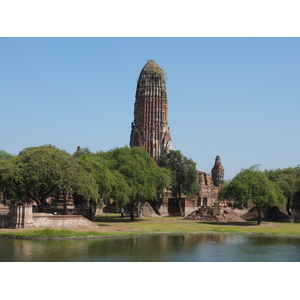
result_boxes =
[130,60,225,215]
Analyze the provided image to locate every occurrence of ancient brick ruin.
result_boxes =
[198,171,220,207]
[211,155,225,186]
[196,155,226,208]
[130,60,173,161]
[0,203,98,229]
[130,60,226,215]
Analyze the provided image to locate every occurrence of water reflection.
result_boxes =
[1,234,300,262]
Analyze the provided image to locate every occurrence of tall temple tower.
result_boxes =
[211,156,225,186]
[130,60,173,161]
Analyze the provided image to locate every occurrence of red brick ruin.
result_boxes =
[130,60,173,161]
[211,156,225,186]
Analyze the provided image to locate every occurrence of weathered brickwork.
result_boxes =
[0,205,98,228]
[130,60,173,161]
[198,171,220,207]
[211,155,225,186]
[198,156,225,207]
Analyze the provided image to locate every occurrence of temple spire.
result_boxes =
[130,60,173,161]
[211,156,224,186]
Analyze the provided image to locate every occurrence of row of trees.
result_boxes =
[4,144,297,225]
[0,146,98,213]
[219,165,300,224]
[0,145,199,221]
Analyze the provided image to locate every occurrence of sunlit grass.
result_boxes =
[96,216,300,236]
[0,228,133,239]
[0,216,300,239]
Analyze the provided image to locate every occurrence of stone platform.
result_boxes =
[0,205,98,229]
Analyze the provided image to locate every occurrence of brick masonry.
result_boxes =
[130,60,173,161]
[0,205,98,229]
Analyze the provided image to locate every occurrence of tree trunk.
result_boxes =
[286,199,292,216]
[257,206,262,225]
[63,193,68,215]
[37,203,43,212]
[36,200,43,212]
[88,200,95,221]
[178,198,184,217]
[176,188,185,217]
[126,203,135,221]
[90,208,95,221]
[27,192,42,212]
[40,196,47,212]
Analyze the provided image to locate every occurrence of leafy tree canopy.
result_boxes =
[158,150,198,216]
[0,152,19,202]
[102,147,171,221]
[219,165,285,224]
[3,145,98,211]
[0,150,13,159]
[74,149,131,213]
[264,167,300,216]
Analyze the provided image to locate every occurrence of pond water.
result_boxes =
[1,234,300,262]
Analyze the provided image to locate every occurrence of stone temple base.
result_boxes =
[1,205,98,229]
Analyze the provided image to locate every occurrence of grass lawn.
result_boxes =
[0,214,300,239]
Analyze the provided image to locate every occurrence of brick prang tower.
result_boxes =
[211,156,225,186]
[130,60,173,161]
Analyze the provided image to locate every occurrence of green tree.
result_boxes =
[158,150,198,217]
[264,167,300,216]
[103,147,171,221]
[15,145,99,212]
[74,149,127,213]
[0,150,13,159]
[219,165,285,225]
[0,151,20,204]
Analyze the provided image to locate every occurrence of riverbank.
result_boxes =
[1,215,300,240]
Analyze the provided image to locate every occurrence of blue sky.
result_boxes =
[1,37,299,179]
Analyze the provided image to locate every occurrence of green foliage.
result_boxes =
[264,167,300,216]
[73,147,92,157]
[74,150,133,212]
[0,145,98,210]
[102,146,171,221]
[0,150,13,159]
[0,154,20,201]
[0,145,172,221]
[75,151,114,201]
[219,166,285,224]
[153,68,167,80]
[158,150,198,216]
[214,201,220,207]
[158,150,198,199]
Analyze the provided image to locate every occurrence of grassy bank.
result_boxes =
[0,215,300,239]
[0,228,108,239]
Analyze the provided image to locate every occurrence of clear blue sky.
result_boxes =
[1,37,299,179]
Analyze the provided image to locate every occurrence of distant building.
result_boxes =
[211,156,225,186]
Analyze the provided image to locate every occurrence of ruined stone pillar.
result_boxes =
[23,206,34,228]
[9,205,22,228]
[9,205,34,228]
